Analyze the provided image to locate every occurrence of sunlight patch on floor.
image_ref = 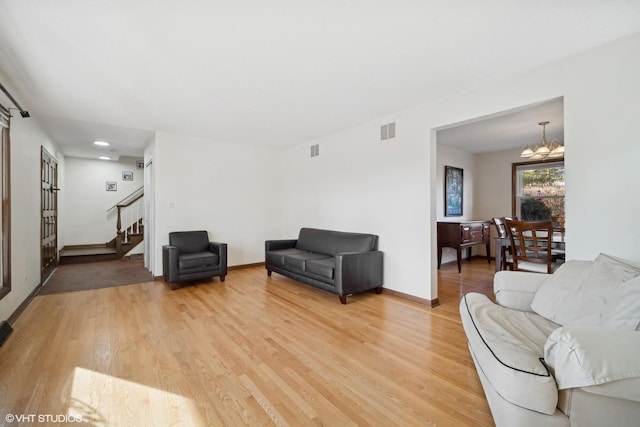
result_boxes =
[69,367,204,426]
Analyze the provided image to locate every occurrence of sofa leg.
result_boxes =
[339,295,347,304]
[170,282,181,290]
[375,286,382,294]
[267,270,272,276]
[220,275,226,282]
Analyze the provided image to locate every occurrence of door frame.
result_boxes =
[41,146,58,284]
[144,159,155,274]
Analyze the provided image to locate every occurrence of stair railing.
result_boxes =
[110,186,143,211]
[114,187,144,255]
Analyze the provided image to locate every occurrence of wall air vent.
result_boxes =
[310,144,320,157]
[381,122,396,141]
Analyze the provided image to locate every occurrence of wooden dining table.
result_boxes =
[495,230,565,272]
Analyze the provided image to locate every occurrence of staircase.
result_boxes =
[60,189,144,265]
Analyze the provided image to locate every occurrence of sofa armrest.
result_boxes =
[209,242,228,273]
[544,326,640,402]
[265,239,297,251]
[494,270,547,312]
[335,251,383,295]
[162,244,179,282]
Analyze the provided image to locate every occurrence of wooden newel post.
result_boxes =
[116,205,123,256]
[116,205,123,236]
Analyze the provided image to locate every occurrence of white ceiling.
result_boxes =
[1,1,639,159]
[437,97,565,154]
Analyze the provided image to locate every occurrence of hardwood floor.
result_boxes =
[0,259,496,426]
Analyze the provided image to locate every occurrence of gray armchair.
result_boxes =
[162,230,227,289]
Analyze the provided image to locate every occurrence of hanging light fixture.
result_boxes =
[520,121,564,160]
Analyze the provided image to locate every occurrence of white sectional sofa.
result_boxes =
[460,254,640,427]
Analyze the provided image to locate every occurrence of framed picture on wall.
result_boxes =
[444,166,463,216]
[122,170,133,181]
[106,181,117,191]
[136,160,144,169]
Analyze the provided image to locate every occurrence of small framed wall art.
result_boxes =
[106,181,117,191]
[122,170,133,181]
[444,166,463,217]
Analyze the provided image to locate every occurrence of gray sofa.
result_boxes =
[265,228,383,304]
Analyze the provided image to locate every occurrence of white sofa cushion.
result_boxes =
[595,253,640,272]
[531,258,640,329]
[544,326,640,399]
[493,270,547,312]
[460,292,560,415]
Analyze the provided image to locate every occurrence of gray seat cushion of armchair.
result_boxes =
[178,252,219,271]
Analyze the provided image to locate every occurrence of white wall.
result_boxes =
[280,113,432,298]
[152,132,282,275]
[474,148,522,223]
[0,117,62,320]
[63,156,144,246]
[474,147,523,257]
[282,31,640,302]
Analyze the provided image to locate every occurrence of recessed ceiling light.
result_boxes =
[98,156,111,160]
[94,141,110,146]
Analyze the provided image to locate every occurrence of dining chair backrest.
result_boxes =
[551,215,566,233]
[505,219,555,274]
[492,216,518,239]
[493,216,519,270]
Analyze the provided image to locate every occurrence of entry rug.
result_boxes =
[39,258,153,295]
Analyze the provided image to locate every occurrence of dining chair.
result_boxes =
[551,215,565,233]
[492,216,517,271]
[550,215,566,262]
[505,219,557,274]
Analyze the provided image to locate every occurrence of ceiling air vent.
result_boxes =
[381,122,396,141]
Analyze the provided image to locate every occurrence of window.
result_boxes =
[0,103,11,300]
[512,160,564,220]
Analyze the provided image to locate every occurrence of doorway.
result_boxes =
[41,147,59,284]
[434,97,564,297]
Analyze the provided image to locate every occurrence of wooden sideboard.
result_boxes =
[437,221,491,273]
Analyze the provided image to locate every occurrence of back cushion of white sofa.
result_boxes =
[493,270,547,312]
[529,260,591,323]
[531,258,640,329]
[600,275,640,330]
[595,253,640,272]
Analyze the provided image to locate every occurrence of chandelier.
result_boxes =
[520,121,564,160]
